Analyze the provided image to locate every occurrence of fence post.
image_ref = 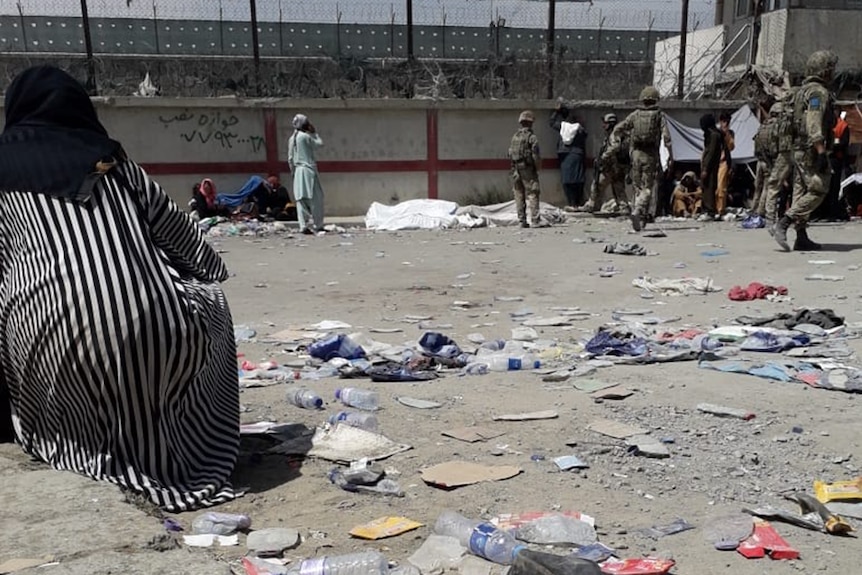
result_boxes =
[249,0,261,92]
[545,0,556,99]
[79,0,97,94]
[406,0,414,60]
[677,0,690,98]
[16,3,27,52]
[152,2,160,55]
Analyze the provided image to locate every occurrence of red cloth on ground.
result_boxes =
[728,282,788,301]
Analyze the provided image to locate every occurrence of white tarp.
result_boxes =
[660,105,760,169]
[365,199,567,231]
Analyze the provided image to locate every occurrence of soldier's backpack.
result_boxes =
[753,122,772,159]
[509,129,533,166]
[630,109,662,148]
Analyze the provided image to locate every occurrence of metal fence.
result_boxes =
[0,0,710,60]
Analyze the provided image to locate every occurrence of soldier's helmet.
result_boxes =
[769,101,784,116]
[805,50,838,80]
[603,113,618,124]
[519,110,535,123]
[639,86,660,103]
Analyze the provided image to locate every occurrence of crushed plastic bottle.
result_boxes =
[286,551,390,575]
[335,387,379,411]
[286,388,323,409]
[329,411,379,432]
[191,512,251,535]
[434,510,525,565]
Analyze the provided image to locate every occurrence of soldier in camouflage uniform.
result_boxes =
[773,50,838,251]
[751,106,776,217]
[509,110,544,228]
[603,86,673,231]
[762,100,794,225]
[579,113,631,215]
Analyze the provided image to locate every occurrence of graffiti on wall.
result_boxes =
[158,110,266,154]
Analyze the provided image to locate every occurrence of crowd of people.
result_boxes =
[510,49,855,252]
[189,113,326,235]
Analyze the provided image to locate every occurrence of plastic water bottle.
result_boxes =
[434,510,525,565]
[335,387,379,411]
[287,551,389,575]
[191,512,251,535]
[329,411,379,432]
[462,362,490,376]
[485,354,541,372]
[287,388,323,409]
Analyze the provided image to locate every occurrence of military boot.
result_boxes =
[772,215,792,252]
[764,218,774,237]
[793,227,822,251]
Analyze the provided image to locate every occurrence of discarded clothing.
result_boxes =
[741,214,766,229]
[632,276,722,296]
[735,309,844,330]
[728,282,788,301]
[585,330,647,357]
[603,243,648,256]
[419,331,462,358]
[217,175,267,208]
[739,331,809,353]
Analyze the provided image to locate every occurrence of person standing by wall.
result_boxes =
[583,113,631,215]
[773,50,839,251]
[549,101,587,210]
[508,110,546,228]
[605,86,673,231]
[812,110,851,221]
[699,113,723,221]
[287,114,324,235]
[716,111,736,215]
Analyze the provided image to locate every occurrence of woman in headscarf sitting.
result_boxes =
[0,66,241,511]
[190,177,230,219]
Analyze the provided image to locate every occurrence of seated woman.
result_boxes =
[0,66,240,511]
[671,171,703,218]
[192,178,230,218]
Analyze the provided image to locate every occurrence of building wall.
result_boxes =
[0,98,734,215]
[780,9,862,72]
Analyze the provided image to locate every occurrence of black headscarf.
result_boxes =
[0,66,123,201]
[699,113,717,146]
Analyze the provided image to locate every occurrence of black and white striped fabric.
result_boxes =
[0,160,240,511]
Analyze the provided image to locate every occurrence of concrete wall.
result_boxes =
[780,9,862,73]
[0,97,738,216]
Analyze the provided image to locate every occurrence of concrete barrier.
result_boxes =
[3,97,737,215]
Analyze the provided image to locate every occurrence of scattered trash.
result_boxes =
[592,385,634,400]
[702,514,754,550]
[700,249,730,257]
[421,461,522,488]
[309,334,366,361]
[625,435,670,459]
[805,274,845,282]
[329,468,403,496]
[511,549,602,575]
[737,520,799,560]
[397,396,442,409]
[493,410,558,421]
[288,551,389,575]
[603,242,649,256]
[554,455,590,471]
[574,542,616,563]
[329,412,379,432]
[632,276,722,296]
[587,418,648,439]
[523,316,575,327]
[599,557,675,575]
[182,534,239,547]
[287,388,324,410]
[272,424,411,463]
[573,379,618,393]
[407,534,466,573]
[335,387,379,411]
[696,403,756,421]
[511,326,540,341]
[728,282,788,301]
[814,477,862,503]
[350,516,423,540]
[638,518,694,540]
[246,528,300,556]
[434,510,524,564]
[442,426,505,443]
[234,325,257,342]
[192,512,251,535]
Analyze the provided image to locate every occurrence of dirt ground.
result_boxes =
[4,215,862,575]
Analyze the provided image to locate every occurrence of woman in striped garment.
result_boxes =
[0,66,240,511]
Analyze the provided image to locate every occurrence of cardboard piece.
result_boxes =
[349,516,424,540]
[554,455,590,470]
[421,461,522,488]
[574,379,618,393]
[0,558,54,574]
[493,410,559,421]
[592,385,634,400]
[442,426,505,443]
[737,520,799,560]
[397,397,443,409]
[587,418,648,439]
[625,435,670,459]
[493,511,596,529]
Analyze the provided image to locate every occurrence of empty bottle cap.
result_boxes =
[312,397,323,408]
[328,412,348,424]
